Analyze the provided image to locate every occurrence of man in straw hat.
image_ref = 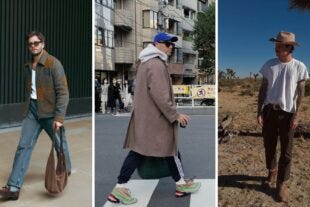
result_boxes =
[257,31,308,202]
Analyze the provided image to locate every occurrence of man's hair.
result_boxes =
[26,31,45,43]
[285,44,294,53]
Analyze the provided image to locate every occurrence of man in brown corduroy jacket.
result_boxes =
[0,31,71,200]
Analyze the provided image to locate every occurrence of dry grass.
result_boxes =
[218,78,310,207]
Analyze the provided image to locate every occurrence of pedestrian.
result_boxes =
[115,81,124,113]
[0,31,72,200]
[95,77,102,113]
[107,32,201,205]
[257,31,308,202]
[101,79,109,114]
[107,78,117,114]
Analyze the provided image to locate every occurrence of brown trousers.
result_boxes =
[262,105,294,182]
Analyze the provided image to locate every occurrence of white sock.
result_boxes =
[176,178,186,185]
[9,186,19,192]
[115,183,126,188]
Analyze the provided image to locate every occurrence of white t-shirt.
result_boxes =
[260,58,309,113]
[30,69,37,99]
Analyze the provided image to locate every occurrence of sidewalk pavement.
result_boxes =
[0,117,92,207]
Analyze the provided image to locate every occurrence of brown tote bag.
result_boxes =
[45,126,68,194]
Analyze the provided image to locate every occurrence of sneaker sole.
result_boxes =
[176,182,202,194]
[175,190,190,197]
[108,194,120,203]
[108,193,137,205]
[1,196,19,201]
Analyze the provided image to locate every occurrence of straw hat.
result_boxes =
[269,31,300,46]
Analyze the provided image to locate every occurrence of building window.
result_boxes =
[184,9,190,18]
[164,18,169,30]
[96,27,103,46]
[191,11,196,20]
[168,0,174,6]
[183,54,195,64]
[176,0,181,9]
[96,0,114,9]
[176,48,182,63]
[96,27,114,48]
[183,30,193,41]
[104,30,114,48]
[143,10,158,29]
[176,21,182,35]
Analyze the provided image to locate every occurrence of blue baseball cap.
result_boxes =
[153,32,178,43]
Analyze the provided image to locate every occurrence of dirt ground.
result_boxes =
[218,79,310,207]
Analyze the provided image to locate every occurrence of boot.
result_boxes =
[276,182,288,202]
[0,186,20,200]
[263,169,277,188]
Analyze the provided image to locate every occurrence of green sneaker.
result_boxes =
[175,179,201,197]
[108,187,138,205]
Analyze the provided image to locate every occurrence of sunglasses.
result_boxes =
[158,41,175,48]
[28,41,42,47]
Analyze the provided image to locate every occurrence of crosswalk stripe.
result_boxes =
[103,179,215,207]
[190,179,216,207]
[103,180,159,207]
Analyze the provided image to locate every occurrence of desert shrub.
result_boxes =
[240,89,254,96]
[241,84,251,89]
[219,79,239,87]
[219,78,262,93]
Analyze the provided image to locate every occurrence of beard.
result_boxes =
[31,49,43,57]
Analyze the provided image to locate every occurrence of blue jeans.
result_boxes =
[7,99,72,188]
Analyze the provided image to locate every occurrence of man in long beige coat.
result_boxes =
[107,32,201,205]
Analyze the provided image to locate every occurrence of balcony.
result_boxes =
[167,63,184,75]
[182,1,197,11]
[161,5,183,22]
[182,40,197,54]
[114,9,133,29]
[95,46,115,71]
[115,47,134,64]
[181,19,194,32]
[183,64,196,77]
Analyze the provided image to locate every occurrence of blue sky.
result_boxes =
[218,0,310,77]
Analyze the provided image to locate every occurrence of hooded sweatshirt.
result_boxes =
[138,44,168,63]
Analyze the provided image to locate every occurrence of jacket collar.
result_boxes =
[25,50,49,68]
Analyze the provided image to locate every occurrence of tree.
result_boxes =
[253,73,259,81]
[226,68,236,79]
[218,70,227,80]
[290,0,310,10]
[193,2,215,82]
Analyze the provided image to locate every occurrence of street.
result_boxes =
[95,113,215,207]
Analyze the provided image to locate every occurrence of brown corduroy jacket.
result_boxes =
[23,50,69,123]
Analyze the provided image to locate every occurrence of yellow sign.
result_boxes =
[191,85,215,99]
[173,85,190,94]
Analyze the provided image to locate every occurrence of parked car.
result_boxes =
[200,98,215,106]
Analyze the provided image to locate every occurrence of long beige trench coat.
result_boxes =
[123,57,180,157]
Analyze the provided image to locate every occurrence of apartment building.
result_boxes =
[113,0,184,85]
[95,0,212,86]
[182,0,199,84]
[95,0,115,83]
